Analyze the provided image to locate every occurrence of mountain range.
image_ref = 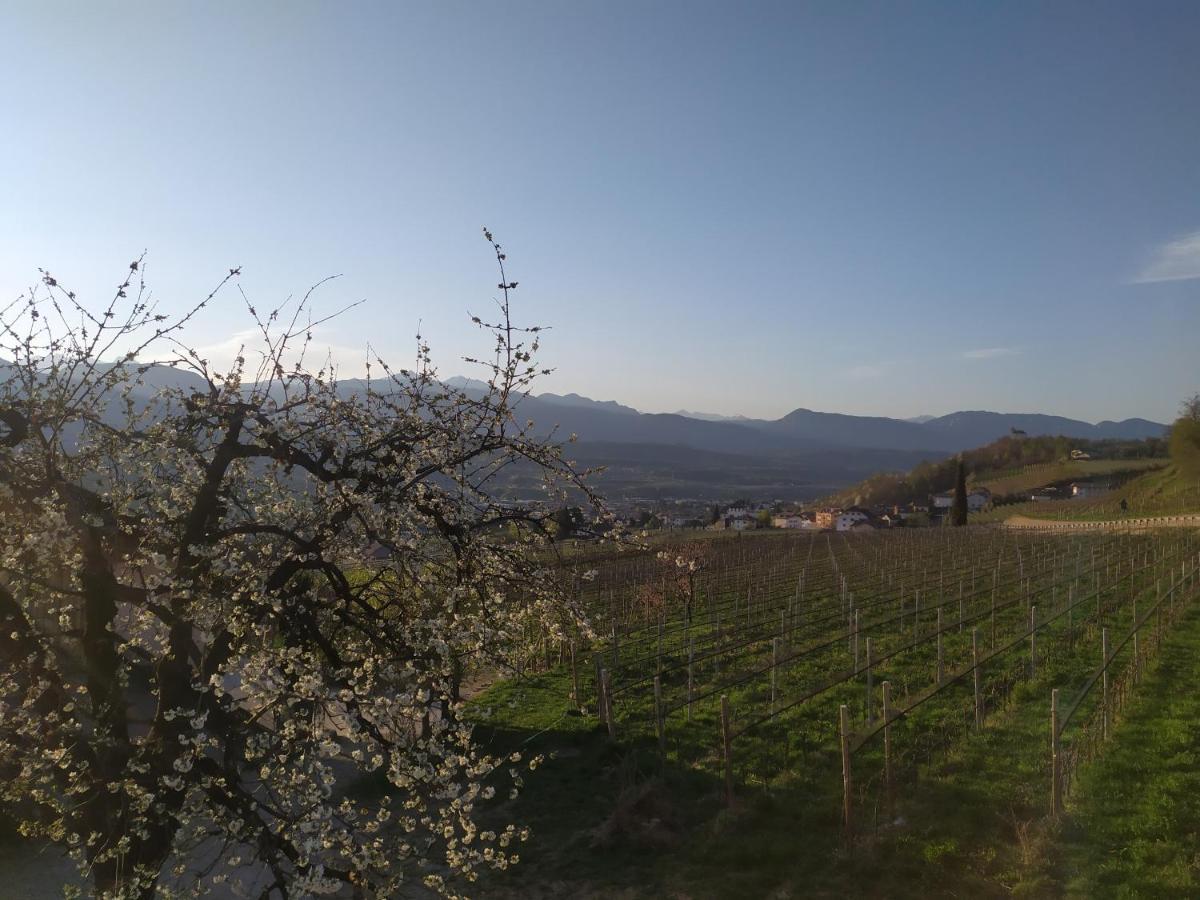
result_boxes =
[502,387,1163,454]
[463,384,1165,500]
[9,363,1164,502]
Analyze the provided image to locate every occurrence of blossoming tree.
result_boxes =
[0,232,603,897]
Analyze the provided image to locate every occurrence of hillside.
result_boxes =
[42,363,1166,500]
[972,457,1164,498]
[976,463,1200,524]
[821,434,1167,509]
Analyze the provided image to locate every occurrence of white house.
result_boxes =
[834,509,871,531]
[773,514,807,529]
[933,489,991,512]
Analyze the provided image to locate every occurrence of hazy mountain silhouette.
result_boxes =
[20,363,1163,499]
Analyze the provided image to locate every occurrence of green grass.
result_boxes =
[974,465,1200,524]
[464,532,1196,898]
[974,458,1164,500]
[1054,601,1200,897]
[466,618,1130,897]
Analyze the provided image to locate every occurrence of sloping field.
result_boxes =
[973,458,1163,499]
[469,528,1200,897]
[978,465,1200,525]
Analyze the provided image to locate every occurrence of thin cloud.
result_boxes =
[193,328,368,377]
[1133,230,1200,283]
[962,347,1020,360]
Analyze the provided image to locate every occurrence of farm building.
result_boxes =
[711,513,757,531]
[772,513,815,529]
[834,508,871,531]
[931,488,992,512]
[814,509,839,529]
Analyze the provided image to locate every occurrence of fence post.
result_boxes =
[601,668,616,739]
[653,675,665,759]
[853,609,860,669]
[936,608,944,684]
[721,694,734,808]
[991,586,997,649]
[1101,628,1110,741]
[1132,597,1140,683]
[1050,688,1062,817]
[1030,605,1037,679]
[882,680,893,820]
[1068,588,1074,651]
[593,653,603,721]
[972,627,982,729]
[570,640,580,711]
[770,637,778,710]
[687,637,695,722]
[839,704,853,843]
[865,637,874,725]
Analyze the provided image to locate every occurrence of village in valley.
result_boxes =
[624,448,1118,534]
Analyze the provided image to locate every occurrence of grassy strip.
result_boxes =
[1053,601,1200,896]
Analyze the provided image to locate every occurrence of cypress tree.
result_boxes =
[952,455,968,526]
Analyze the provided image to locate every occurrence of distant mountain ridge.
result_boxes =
[480,383,1163,454]
[19,362,1161,500]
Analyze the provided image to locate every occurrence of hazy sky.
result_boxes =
[2,1,1198,423]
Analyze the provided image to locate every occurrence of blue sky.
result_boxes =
[2,1,1197,423]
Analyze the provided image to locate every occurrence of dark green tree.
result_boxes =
[951,455,968,526]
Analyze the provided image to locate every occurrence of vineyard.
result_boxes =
[475,525,1200,896]
[975,463,1200,524]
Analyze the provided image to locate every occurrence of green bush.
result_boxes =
[1169,417,1200,479]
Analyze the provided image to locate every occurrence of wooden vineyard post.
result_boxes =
[959,579,965,633]
[656,616,663,675]
[936,608,944,685]
[972,628,982,729]
[882,680,894,820]
[1068,587,1074,651]
[602,668,616,740]
[653,675,665,760]
[593,653,603,720]
[1101,628,1110,741]
[570,640,581,712]
[853,609,860,669]
[991,586,997,650]
[865,637,874,725]
[1030,605,1037,679]
[721,694,734,808]
[839,704,853,843]
[687,637,695,723]
[1132,598,1140,683]
[913,592,920,640]
[1050,688,1062,817]
[611,621,619,672]
[770,638,779,710]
